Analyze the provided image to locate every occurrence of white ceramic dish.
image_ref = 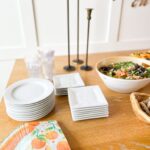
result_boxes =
[68,86,108,109]
[6,93,54,109]
[53,73,85,89]
[7,99,54,114]
[7,103,53,117]
[72,114,109,121]
[71,107,108,113]
[6,100,51,110]
[4,78,55,121]
[7,100,55,121]
[55,90,68,96]
[72,112,109,118]
[71,109,108,114]
[96,56,150,93]
[68,86,109,121]
[5,78,54,105]
[7,99,55,114]
[7,109,50,121]
[71,111,109,117]
[71,105,108,111]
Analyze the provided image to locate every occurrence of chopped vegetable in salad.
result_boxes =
[99,61,150,80]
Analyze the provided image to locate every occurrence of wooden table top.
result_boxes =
[0,51,150,150]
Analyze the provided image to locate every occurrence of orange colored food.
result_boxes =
[32,138,46,149]
[140,53,150,58]
[57,141,71,150]
[131,51,150,59]
[46,131,58,140]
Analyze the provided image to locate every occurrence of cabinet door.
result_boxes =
[0,0,37,59]
[117,0,150,50]
[32,0,113,55]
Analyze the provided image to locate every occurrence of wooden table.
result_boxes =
[0,51,150,150]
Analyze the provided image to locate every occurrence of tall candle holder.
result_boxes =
[73,0,84,64]
[64,0,76,71]
[80,8,93,71]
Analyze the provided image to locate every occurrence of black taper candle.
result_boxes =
[73,0,84,64]
[64,0,76,71]
[80,8,93,71]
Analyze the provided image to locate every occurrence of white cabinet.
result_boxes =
[0,0,37,59]
[0,0,150,59]
[119,0,150,42]
[114,0,150,50]
[33,0,113,55]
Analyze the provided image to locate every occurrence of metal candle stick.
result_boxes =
[80,8,93,71]
[73,0,84,64]
[64,0,76,71]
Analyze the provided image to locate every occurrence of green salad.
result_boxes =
[99,61,150,80]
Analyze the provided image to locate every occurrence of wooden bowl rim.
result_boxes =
[130,92,150,124]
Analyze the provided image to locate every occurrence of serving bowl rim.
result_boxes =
[96,56,150,82]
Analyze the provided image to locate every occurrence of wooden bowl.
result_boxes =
[130,92,150,124]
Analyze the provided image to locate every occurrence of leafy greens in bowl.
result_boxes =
[96,56,150,93]
[99,61,150,80]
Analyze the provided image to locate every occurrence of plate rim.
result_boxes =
[4,78,54,105]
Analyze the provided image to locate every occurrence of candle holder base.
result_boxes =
[64,65,76,71]
[73,59,84,64]
[80,65,93,71]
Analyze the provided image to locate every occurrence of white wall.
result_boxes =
[0,0,37,59]
[33,0,112,55]
[0,0,150,59]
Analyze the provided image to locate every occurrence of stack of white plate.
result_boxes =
[53,73,85,95]
[68,85,109,121]
[4,78,55,121]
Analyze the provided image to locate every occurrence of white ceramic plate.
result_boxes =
[5,78,54,105]
[71,105,108,111]
[56,88,68,91]
[72,114,109,121]
[72,113,108,118]
[6,93,55,109]
[7,99,54,113]
[7,100,55,121]
[68,85,108,109]
[71,109,108,114]
[7,104,52,117]
[53,73,85,89]
[7,109,50,121]
[7,98,55,115]
[55,93,67,96]
[73,112,109,117]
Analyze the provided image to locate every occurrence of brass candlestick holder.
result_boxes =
[64,0,76,71]
[73,0,84,64]
[80,8,93,71]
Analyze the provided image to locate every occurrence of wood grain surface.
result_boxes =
[0,51,150,150]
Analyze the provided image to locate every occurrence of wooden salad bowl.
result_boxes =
[130,92,150,124]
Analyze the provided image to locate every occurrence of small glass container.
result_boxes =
[25,55,43,78]
[38,49,54,81]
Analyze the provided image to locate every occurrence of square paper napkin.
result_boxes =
[0,120,71,150]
